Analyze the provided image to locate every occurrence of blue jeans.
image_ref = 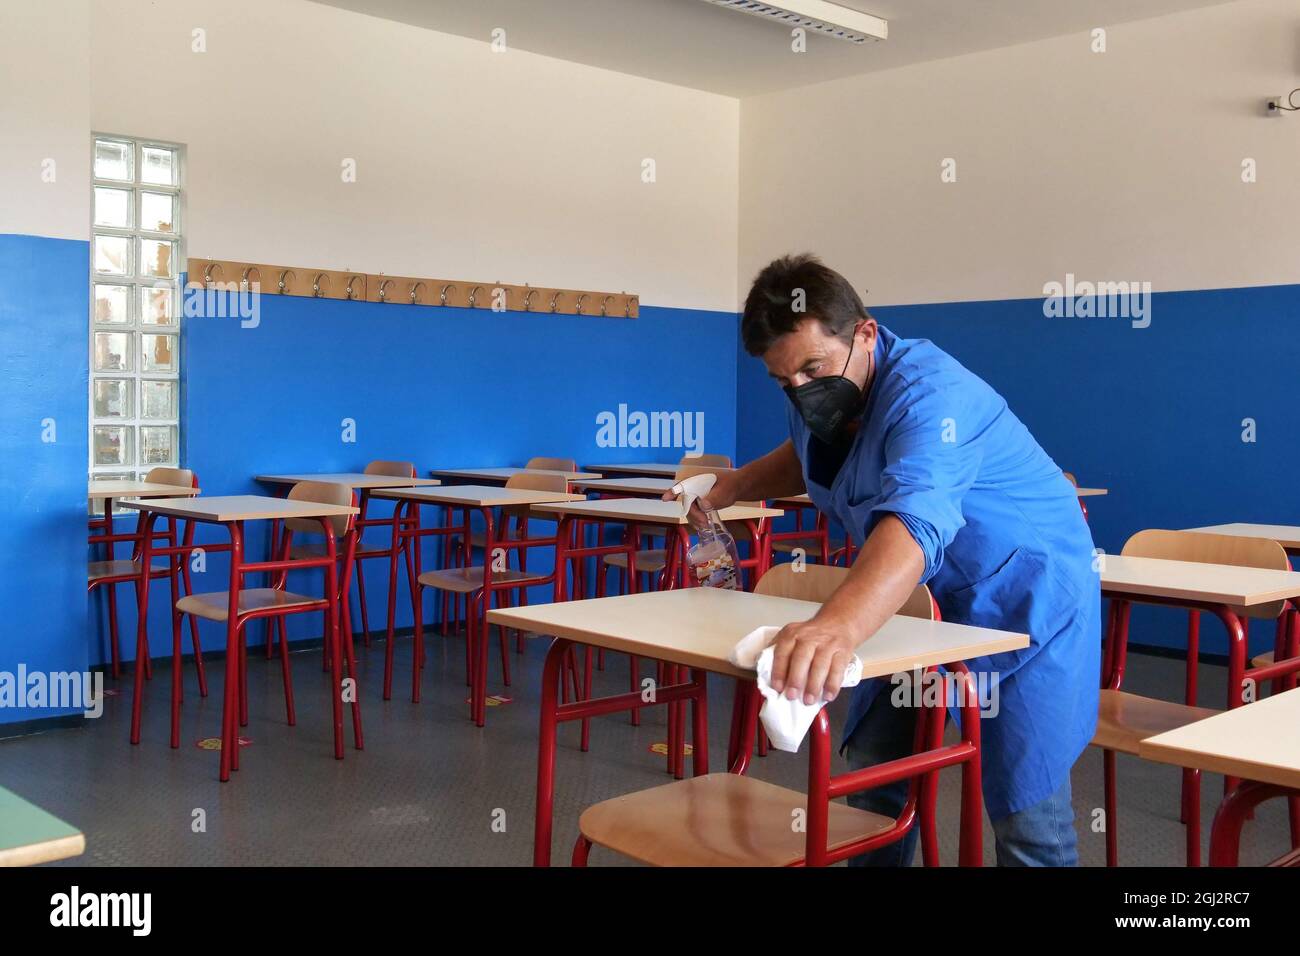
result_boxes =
[843,687,1079,867]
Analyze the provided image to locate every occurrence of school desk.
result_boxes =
[582,462,679,478]
[1138,688,1300,866]
[88,479,200,550]
[369,484,586,721]
[1189,524,1300,556]
[431,467,600,487]
[1100,554,1300,710]
[0,785,84,866]
[485,586,1029,866]
[121,495,359,781]
[531,497,783,594]
[256,472,441,490]
[570,476,674,497]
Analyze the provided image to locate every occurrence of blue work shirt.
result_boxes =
[787,325,1100,820]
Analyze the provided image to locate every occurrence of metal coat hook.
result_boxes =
[440,283,457,306]
[377,278,394,302]
[203,262,224,286]
[241,266,260,291]
[600,295,615,317]
[312,272,331,298]
[345,275,363,300]
[625,295,637,318]
[575,294,588,315]
[467,285,484,309]
[277,269,296,294]
[549,291,564,314]
[522,287,538,312]
[409,281,426,304]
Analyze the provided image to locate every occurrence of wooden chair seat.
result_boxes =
[1252,651,1275,668]
[579,772,895,867]
[176,588,325,623]
[601,548,667,572]
[416,566,547,594]
[88,557,176,582]
[1091,689,1219,755]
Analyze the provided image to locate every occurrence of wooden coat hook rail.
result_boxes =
[185,258,639,318]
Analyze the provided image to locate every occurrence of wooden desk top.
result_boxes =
[583,462,679,477]
[572,476,674,495]
[0,785,84,866]
[1100,554,1300,606]
[88,480,199,501]
[121,495,358,522]
[431,467,600,483]
[256,472,440,489]
[1138,688,1300,789]
[1075,487,1108,498]
[371,485,587,508]
[1188,524,1300,551]
[529,497,783,525]
[487,586,1028,681]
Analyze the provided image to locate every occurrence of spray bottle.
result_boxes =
[672,472,742,590]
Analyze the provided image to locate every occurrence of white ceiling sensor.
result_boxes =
[697,0,888,44]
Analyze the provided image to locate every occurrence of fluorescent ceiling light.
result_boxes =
[697,0,888,44]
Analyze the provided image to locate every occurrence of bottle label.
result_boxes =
[696,554,740,590]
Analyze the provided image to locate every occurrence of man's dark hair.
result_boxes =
[740,253,870,356]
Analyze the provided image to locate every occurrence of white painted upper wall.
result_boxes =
[739,0,1300,307]
[0,0,91,241]
[89,0,740,312]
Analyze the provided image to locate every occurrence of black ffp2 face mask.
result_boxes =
[783,336,870,445]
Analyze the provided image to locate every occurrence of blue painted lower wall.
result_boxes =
[0,235,90,725]
[95,289,740,661]
[737,283,1300,660]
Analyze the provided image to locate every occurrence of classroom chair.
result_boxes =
[87,467,206,690]
[679,453,731,468]
[285,461,419,651]
[572,563,983,867]
[170,480,361,752]
[525,456,576,472]
[770,511,837,566]
[410,472,567,724]
[1093,528,1296,866]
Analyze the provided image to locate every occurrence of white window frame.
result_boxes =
[89,134,185,484]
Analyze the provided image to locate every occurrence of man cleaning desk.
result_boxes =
[686,254,1100,866]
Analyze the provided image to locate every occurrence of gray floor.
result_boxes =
[0,627,1291,866]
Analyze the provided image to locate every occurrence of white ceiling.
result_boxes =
[307,0,1241,97]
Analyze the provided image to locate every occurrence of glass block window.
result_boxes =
[90,136,183,482]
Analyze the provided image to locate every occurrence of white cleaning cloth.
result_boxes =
[729,626,863,753]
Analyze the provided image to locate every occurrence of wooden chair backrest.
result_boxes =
[284,480,354,538]
[681,454,732,468]
[526,457,576,472]
[144,466,194,488]
[505,472,570,494]
[755,563,935,621]
[1122,528,1290,619]
[364,460,415,478]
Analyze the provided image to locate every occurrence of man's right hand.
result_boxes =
[663,470,742,530]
